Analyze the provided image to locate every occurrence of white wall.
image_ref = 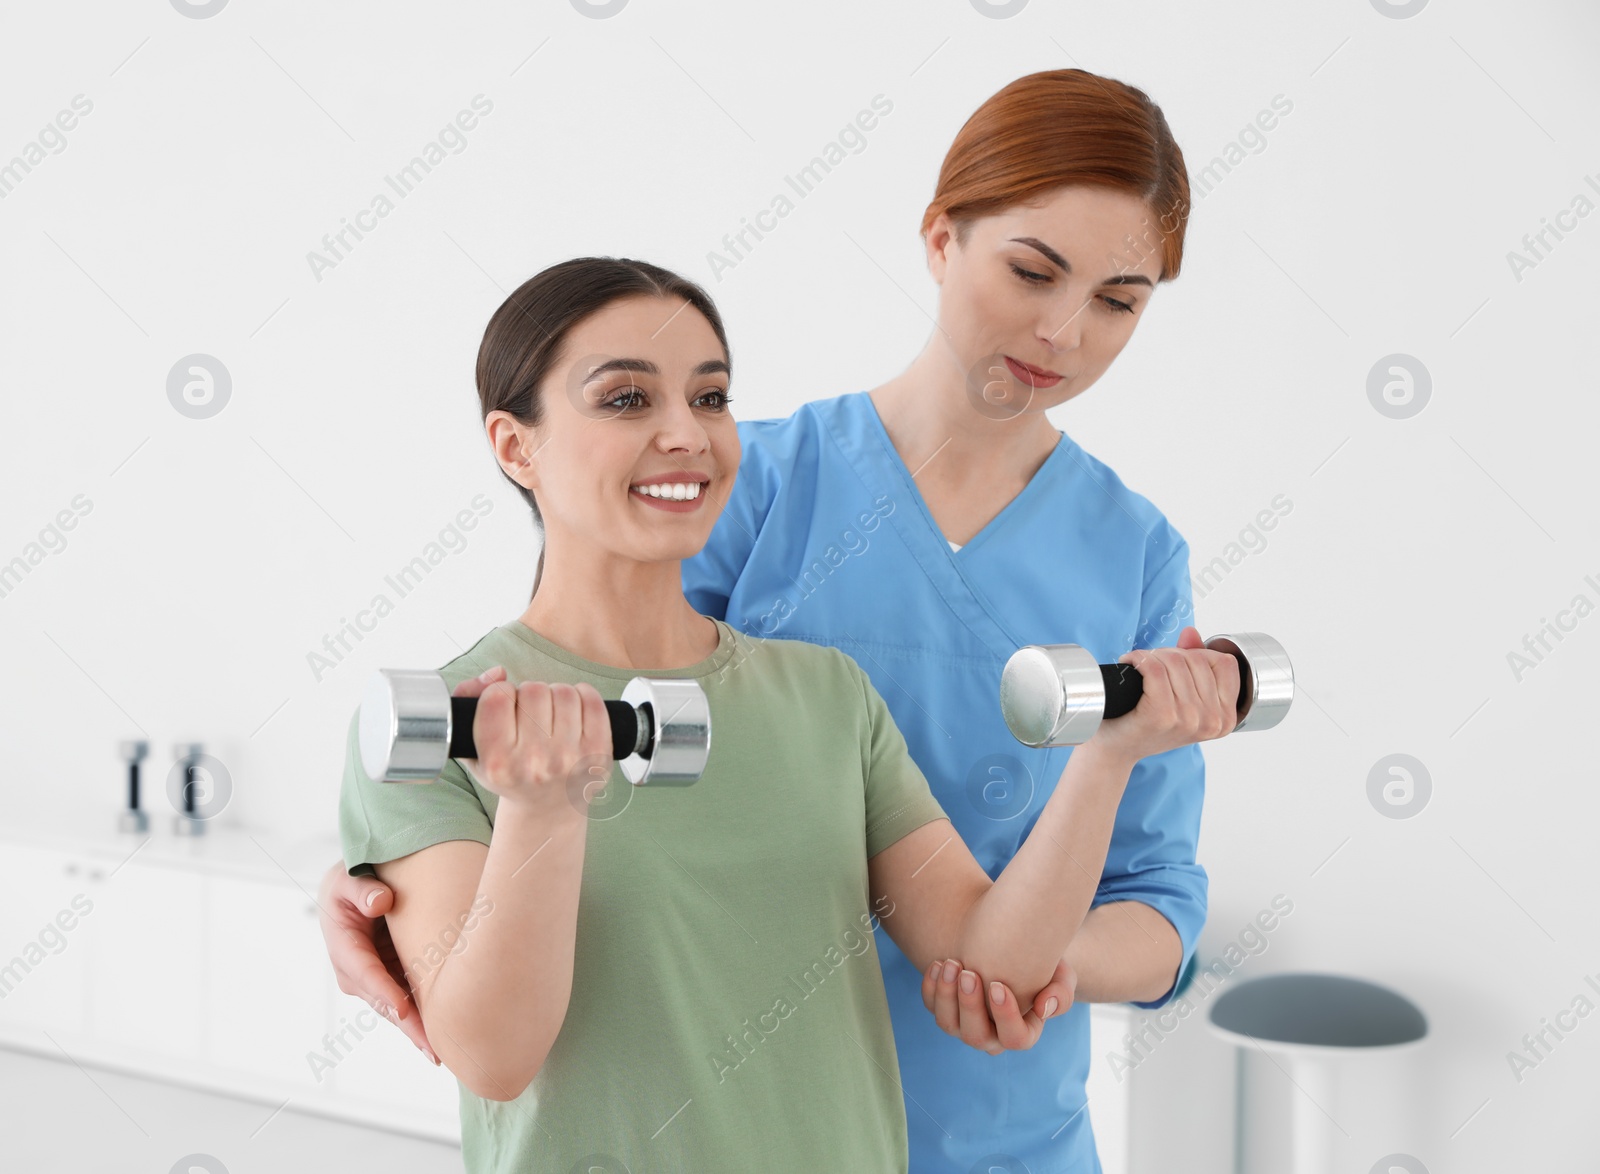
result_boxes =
[2,1,1595,1169]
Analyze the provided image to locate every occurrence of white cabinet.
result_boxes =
[0,844,92,1040]
[204,874,335,1094]
[0,831,459,1142]
[82,855,206,1060]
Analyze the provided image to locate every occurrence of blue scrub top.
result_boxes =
[682,391,1208,1174]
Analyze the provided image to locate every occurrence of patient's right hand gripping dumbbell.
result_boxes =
[359,669,711,786]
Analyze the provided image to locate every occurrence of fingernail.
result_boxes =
[364,889,379,908]
[990,982,1005,1005]
[1045,997,1059,1018]
[959,971,975,995]
[928,961,941,982]
[423,1046,440,1065]
[478,668,495,682]
[941,960,958,983]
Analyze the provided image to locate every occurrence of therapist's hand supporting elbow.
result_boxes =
[920,953,1080,1054]
[869,626,1236,1024]
[318,861,440,1065]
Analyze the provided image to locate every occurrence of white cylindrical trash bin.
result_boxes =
[1205,972,1428,1174]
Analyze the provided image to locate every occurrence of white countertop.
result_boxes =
[0,816,342,893]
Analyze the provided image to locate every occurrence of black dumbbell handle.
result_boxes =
[1100,664,1143,721]
[1099,658,1249,721]
[447,697,653,762]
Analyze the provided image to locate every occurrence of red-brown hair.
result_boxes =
[921,68,1191,282]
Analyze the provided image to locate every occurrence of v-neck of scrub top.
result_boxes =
[827,391,1076,664]
[855,391,1071,560]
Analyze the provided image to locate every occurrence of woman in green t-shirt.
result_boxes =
[333,255,1239,1171]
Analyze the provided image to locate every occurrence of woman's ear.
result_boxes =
[923,213,956,286]
[486,411,540,492]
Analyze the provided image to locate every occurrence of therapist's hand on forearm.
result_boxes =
[920,954,1078,1054]
[317,861,439,1065]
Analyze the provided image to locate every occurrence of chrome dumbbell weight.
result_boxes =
[999,632,1294,748]
[359,669,710,786]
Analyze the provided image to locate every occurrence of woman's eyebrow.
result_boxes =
[1008,236,1153,288]
[584,357,731,379]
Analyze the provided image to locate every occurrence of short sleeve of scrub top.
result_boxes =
[1092,518,1209,1010]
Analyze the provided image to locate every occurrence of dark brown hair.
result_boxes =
[922,68,1191,282]
[474,257,732,598]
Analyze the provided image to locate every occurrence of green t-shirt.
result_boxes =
[338,617,950,1173]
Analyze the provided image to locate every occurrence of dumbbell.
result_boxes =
[999,632,1293,748]
[359,669,711,786]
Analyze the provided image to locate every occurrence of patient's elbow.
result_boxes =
[448,1038,548,1102]
[428,984,563,1101]
[460,1058,541,1102]
[470,1075,528,1103]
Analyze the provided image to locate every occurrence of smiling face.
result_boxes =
[926,184,1167,417]
[491,293,739,570]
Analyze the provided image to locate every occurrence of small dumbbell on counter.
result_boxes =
[116,740,149,834]
[359,669,712,786]
[999,631,1294,748]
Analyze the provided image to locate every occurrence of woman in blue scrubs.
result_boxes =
[322,66,1207,1172]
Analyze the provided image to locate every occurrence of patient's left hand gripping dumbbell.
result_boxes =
[999,631,1294,748]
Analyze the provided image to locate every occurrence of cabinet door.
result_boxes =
[1087,1003,1132,1174]
[329,985,462,1131]
[205,874,337,1096]
[0,844,91,1039]
[83,858,205,1061]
